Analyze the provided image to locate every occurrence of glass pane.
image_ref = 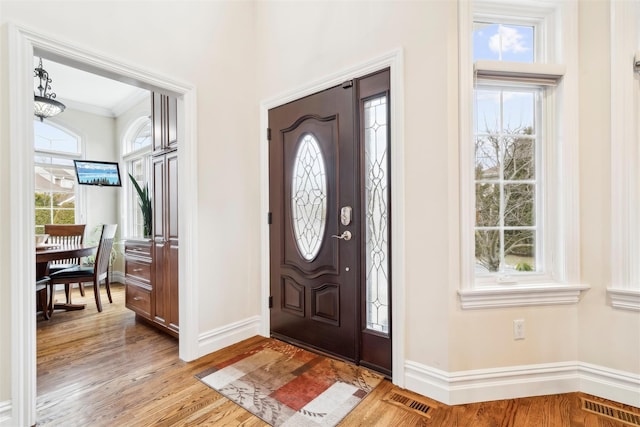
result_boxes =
[291,134,327,261]
[502,91,535,131]
[34,153,76,234]
[476,183,500,226]
[475,136,500,180]
[364,96,390,334]
[131,118,152,152]
[473,22,534,63]
[504,136,535,180]
[475,89,500,133]
[504,230,536,271]
[475,229,500,273]
[504,184,535,226]
[33,120,79,153]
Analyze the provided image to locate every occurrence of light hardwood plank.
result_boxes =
[37,284,638,426]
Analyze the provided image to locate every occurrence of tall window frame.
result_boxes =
[34,120,83,234]
[122,115,152,238]
[458,0,588,309]
[608,0,640,311]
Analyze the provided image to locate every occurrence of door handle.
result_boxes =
[331,231,352,241]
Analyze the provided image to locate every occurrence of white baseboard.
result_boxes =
[197,316,262,358]
[405,360,640,407]
[0,400,11,425]
[111,271,125,284]
[579,362,640,407]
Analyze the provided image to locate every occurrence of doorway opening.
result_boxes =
[8,25,198,426]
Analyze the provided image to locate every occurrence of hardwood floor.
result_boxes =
[37,284,638,426]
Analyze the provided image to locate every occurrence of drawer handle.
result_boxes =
[132,268,143,272]
[133,296,142,301]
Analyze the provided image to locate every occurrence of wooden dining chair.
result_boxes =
[36,276,50,320]
[44,224,87,298]
[48,224,118,314]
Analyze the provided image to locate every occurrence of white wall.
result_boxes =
[48,109,119,232]
[577,0,640,374]
[0,0,638,414]
[0,0,258,408]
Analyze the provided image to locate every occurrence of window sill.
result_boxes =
[607,288,640,311]
[458,284,590,309]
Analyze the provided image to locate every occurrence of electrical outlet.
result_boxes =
[513,319,525,340]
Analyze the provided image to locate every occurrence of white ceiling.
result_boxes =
[34,57,149,118]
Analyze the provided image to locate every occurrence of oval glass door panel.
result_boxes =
[291,134,327,261]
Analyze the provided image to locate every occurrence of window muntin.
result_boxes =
[474,85,542,276]
[34,120,80,154]
[125,116,152,154]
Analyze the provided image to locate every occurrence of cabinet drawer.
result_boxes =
[126,285,151,317]
[125,259,151,284]
[125,241,152,257]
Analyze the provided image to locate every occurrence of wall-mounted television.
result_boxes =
[73,160,122,187]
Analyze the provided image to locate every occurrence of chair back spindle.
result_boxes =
[44,224,86,267]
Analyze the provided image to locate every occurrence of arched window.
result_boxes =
[125,116,152,154]
[122,115,152,237]
[34,120,81,233]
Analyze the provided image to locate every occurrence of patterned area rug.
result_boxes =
[196,339,383,426]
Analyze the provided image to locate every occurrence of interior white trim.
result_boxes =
[607,288,640,312]
[609,0,640,311]
[459,283,590,309]
[197,316,262,357]
[6,22,199,426]
[0,401,11,426]
[404,359,640,407]
[259,48,406,386]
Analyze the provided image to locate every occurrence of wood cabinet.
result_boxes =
[152,150,179,336]
[124,240,152,319]
[152,92,178,154]
[125,92,179,338]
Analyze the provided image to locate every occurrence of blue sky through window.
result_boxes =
[34,120,79,154]
[473,22,534,62]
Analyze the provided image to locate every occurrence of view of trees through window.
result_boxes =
[473,20,541,276]
[475,125,536,272]
[34,121,80,234]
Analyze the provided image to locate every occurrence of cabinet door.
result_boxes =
[166,151,179,331]
[168,96,178,149]
[152,155,168,326]
[152,92,165,153]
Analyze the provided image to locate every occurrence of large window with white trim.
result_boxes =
[459,1,586,308]
[34,120,81,234]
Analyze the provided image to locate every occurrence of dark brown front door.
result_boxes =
[269,70,392,374]
[269,83,359,362]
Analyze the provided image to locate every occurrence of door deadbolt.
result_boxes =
[340,206,352,226]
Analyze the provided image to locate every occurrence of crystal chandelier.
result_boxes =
[34,58,65,121]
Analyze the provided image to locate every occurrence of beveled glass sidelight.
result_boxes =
[364,96,390,334]
[291,134,327,261]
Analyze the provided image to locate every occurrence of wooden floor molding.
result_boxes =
[37,284,639,426]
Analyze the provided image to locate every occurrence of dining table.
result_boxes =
[36,243,97,313]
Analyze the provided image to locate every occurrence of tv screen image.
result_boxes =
[73,160,122,187]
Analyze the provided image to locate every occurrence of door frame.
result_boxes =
[259,49,405,386]
[6,23,200,426]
